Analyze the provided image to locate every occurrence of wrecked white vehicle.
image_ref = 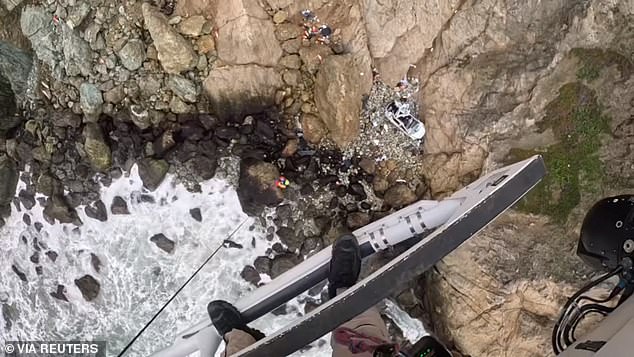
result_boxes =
[384,100,426,141]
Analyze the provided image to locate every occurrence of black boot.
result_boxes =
[207,300,265,340]
[328,234,361,299]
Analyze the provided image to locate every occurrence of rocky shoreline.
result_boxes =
[2,0,634,355]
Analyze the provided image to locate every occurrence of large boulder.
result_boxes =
[237,158,283,216]
[83,123,111,171]
[314,54,372,148]
[203,65,283,120]
[20,6,60,74]
[142,3,197,73]
[0,155,17,217]
[0,41,32,113]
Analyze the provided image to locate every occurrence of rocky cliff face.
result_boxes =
[0,0,632,355]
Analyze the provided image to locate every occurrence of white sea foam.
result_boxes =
[0,166,424,357]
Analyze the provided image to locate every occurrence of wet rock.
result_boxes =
[189,156,218,180]
[35,266,42,275]
[335,185,347,197]
[150,233,175,253]
[347,212,371,230]
[29,252,39,264]
[300,184,314,195]
[240,265,261,286]
[118,39,146,71]
[314,54,372,148]
[189,207,202,222]
[223,240,243,249]
[138,158,169,191]
[11,265,27,282]
[43,195,79,224]
[167,75,198,103]
[301,114,328,145]
[85,200,107,222]
[79,83,103,121]
[74,275,100,301]
[237,158,284,216]
[0,155,18,217]
[45,251,58,262]
[203,65,283,120]
[0,41,32,114]
[83,123,111,171]
[254,256,272,275]
[277,226,303,250]
[178,15,206,36]
[90,253,102,273]
[270,254,300,279]
[153,130,176,156]
[384,183,417,209]
[50,284,68,302]
[329,197,339,210]
[111,196,130,215]
[22,214,31,226]
[360,202,372,210]
[276,204,292,221]
[142,3,196,73]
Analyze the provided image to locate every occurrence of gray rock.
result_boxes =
[85,200,107,222]
[138,158,169,191]
[110,196,129,215]
[142,3,196,73]
[177,15,206,37]
[79,83,103,121]
[169,96,193,114]
[0,42,33,111]
[130,105,151,130]
[74,275,100,301]
[0,155,18,217]
[62,26,93,77]
[21,6,60,73]
[45,250,58,262]
[167,75,197,103]
[150,233,175,253]
[66,2,91,29]
[270,254,300,279]
[83,124,111,171]
[118,39,146,71]
[103,85,125,104]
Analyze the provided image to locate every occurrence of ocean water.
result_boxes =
[0,166,424,357]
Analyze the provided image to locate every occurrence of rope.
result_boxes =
[117,218,250,357]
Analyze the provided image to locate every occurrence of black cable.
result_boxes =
[563,304,614,346]
[116,219,249,357]
[552,266,622,354]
